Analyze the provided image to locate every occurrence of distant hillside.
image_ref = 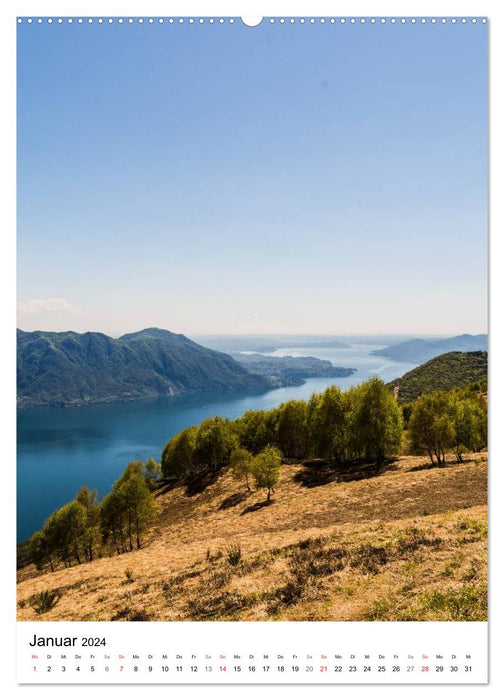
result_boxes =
[17,328,271,408]
[389,351,488,403]
[232,353,356,386]
[195,336,350,354]
[372,334,487,363]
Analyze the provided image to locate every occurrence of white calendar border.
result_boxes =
[2,1,501,698]
[17,620,488,684]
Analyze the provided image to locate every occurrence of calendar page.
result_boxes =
[15,6,488,687]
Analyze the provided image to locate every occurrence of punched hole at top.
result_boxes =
[241,16,263,27]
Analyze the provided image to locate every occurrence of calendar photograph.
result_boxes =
[16,14,487,636]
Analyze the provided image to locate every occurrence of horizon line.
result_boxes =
[16,326,489,339]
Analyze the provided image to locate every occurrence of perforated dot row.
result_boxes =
[269,17,484,24]
[18,17,236,24]
[17,17,488,25]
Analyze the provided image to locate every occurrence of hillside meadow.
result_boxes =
[17,451,487,622]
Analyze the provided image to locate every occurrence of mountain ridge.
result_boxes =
[372,333,487,363]
[17,328,271,408]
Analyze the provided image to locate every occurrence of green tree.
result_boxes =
[114,462,157,549]
[409,391,455,464]
[44,500,88,566]
[306,392,321,453]
[229,447,254,490]
[401,402,414,430]
[100,491,128,555]
[432,413,456,463]
[75,485,100,561]
[161,426,198,479]
[143,456,162,487]
[350,377,403,466]
[234,409,279,454]
[251,446,282,502]
[308,386,351,462]
[99,462,157,553]
[29,530,55,572]
[277,400,309,459]
[194,416,237,470]
[43,510,68,565]
[453,396,487,462]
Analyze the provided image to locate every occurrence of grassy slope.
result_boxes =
[17,453,487,622]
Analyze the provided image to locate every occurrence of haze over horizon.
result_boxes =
[16,325,487,342]
[17,21,487,337]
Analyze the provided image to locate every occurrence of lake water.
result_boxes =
[17,343,416,541]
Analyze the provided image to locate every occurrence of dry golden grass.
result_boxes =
[17,453,487,622]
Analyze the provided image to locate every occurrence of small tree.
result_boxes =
[308,386,351,462]
[350,377,403,467]
[161,426,198,479]
[114,462,157,549]
[432,413,455,464]
[194,416,237,471]
[229,447,253,491]
[277,400,309,459]
[75,485,100,561]
[251,446,282,502]
[143,456,162,487]
[29,530,55,572]
[409,391,455,464]
[44,501,87,566]
[100,491,127,554]
[61,501,88,565]
[453,397,487,462]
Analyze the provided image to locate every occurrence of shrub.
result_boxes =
[32,589,60,614]
[227,543,242,566]
[112,607,152,621]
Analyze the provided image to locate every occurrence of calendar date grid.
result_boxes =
[29,650,477,679]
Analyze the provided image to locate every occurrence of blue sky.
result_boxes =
[17,19,487,336]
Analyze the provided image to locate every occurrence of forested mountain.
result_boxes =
[17,328,271,407]
[389,351,487,403]
[372,333,487,363]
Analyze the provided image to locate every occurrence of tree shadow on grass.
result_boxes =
[154,480,179,496]
[219,491,251,510]
[240,499,273,516]
[294,458,399,488]
[409,459,460,473]
[184,467,221,496]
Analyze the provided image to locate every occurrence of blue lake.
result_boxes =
[17,343,416,541]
